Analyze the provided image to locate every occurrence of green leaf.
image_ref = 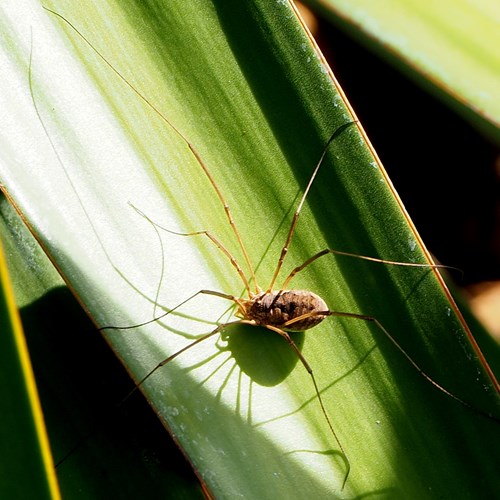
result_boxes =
[0,194,204,499]
[1,0,499,498]
[303,0,500,143]
[0,214,61,500]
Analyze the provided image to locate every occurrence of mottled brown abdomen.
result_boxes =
[247,290,328,331]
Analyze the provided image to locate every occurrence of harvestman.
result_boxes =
[42,8,500,489]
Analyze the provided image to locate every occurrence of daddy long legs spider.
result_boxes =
[23,5,500,496]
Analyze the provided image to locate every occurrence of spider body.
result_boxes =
[240,290,328,332]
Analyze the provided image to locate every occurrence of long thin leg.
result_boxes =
[280,310,500,423]
[131,203,252,296]
[44,7,258,293]
[103,288,251,404]
[281,248,459,290]
[100,289,242,331]
[130,320,246,395]
[264,324,351,490]
[267,121,356,292]
[326,311,500,422]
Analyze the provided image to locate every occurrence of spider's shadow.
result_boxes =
[222,322,305,387]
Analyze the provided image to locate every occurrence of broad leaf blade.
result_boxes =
[1,0,499,497]
[0,227,61,500]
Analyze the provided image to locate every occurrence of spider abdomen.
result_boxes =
[247,290,328,331]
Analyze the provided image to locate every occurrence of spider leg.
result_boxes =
[263,323,350,490]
